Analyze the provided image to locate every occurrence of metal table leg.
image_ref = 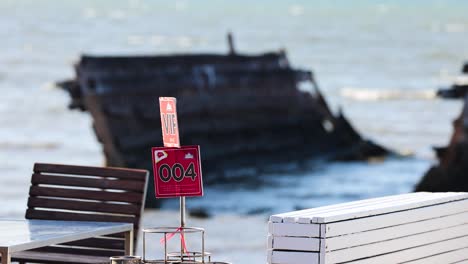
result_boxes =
[124,229,134,255]
[0,249,11,264]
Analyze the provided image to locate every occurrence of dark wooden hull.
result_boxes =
[59,51,388,207]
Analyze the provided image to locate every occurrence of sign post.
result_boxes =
[155,97,204,259]
[145,97,226,264]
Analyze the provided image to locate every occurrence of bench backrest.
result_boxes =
[26,163,149,256]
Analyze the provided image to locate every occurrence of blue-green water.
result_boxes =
[2,0,468,214]
[1,1,468,261]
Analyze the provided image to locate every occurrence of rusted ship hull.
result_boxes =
[60,49,388,207]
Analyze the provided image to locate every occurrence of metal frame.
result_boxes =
[142,227,207,264]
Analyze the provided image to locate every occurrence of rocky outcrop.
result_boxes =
[437,62,468,99]
[416,63,468,192]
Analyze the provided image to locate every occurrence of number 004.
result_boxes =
[159,163,197,182]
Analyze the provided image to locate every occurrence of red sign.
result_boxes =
[151,145,203,198]
[159,97,180,148]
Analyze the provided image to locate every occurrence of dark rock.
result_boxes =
[293,205,307,211]
[246,207,272,215]
[437,84,468,99]
[437,63,468,99]
[189,208,211,219]
[416,93,468,192]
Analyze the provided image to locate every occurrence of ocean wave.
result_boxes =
[340,87,437,101]
[455,75,468,85]
[0,142,60,150]
[445,23,466,33]
[430,23,467,33]
[289,4,304,16]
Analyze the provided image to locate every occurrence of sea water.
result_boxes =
[1,1,468,262]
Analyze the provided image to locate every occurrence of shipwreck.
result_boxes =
[59,35,388,206]
[416,62,468,192]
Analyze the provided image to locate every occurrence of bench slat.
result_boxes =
[342,235,468,264]
[269,235,320,252]
[28,197,141,215]
[32,173,145,192]
[268,249,319,264]
[26,209,138,225]
[313,192,468,223]
[12,250,112,264]
[29,186,143,203]
[270,192,429,223]
[61,237,125,250]
[288,193,432,224]
[269,222,320,238]
[324,210,468,251]
[325,224,468,263]
[397,247,468,264]
[34,163,147,181]
[26,246,123,256]
[324,198,468,237]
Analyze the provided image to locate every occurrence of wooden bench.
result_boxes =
[11,163,149,264]
[268,192,468,264]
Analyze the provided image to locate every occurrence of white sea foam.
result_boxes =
[108,9,126,20]
[455,75,468,85]
[175,1,188,11]
[82,7,97,19]
[127,35,145,46]
[176,36,192,48]
[340,87,437,101]
[445,23,466,33]
[289,4,304,16]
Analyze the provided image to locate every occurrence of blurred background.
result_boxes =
[1,0,468,263]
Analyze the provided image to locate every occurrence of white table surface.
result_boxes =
[0,219,133,264]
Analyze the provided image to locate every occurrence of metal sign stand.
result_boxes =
[138,97,230,264]
[142,226,212,264]
[180,196,185,260]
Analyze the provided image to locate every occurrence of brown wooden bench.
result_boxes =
[11,163,149,264]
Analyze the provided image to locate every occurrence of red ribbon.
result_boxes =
[160,227,189,255]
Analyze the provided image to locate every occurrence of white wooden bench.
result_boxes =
[268,192,468,264]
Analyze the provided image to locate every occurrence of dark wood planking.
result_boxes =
[12,251,112,264]
[25,209,138,225]
[61,237,124,250]
[86,69,304,96]
[34,163,148,181]
[79,52,288,74]
[31,173,145,192]
[105,232,126,239]
[22,246,123,257]
[37,246,124,257]
[12,163,148,264]
[97,93,319,119]
[29,186,143,204]
[28,197,141,215]
[28,164,147,232]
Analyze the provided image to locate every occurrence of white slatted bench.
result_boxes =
[268,192,468,264]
